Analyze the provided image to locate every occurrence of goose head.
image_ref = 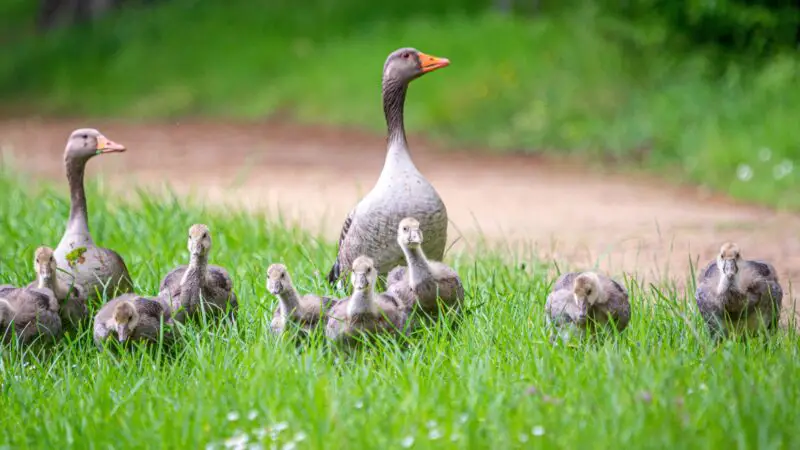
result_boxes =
[187,224,212,258]
[113,300,140,342]
[397,217,423,249]
[716,242,741,280]
[383,47,450,83]
[33,246,57,286]
[64,128,126,162]
[266,263,292,296]
[573,272,605,306]
[351,256,377,292]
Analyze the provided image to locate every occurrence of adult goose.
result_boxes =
[695,242,783,340]
[327,48,451,286]
[54,128,134,300]
[545,271,630,343]
[0,285,62,345]
[159,224,238,323]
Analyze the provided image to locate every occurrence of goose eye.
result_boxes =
[403,226,408,232]
[402,52,411,59]
[586,289,593,295]
[281,273,285,279]
[82,134,88,140]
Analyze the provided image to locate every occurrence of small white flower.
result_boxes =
[227,411,240,422]
[531,426,545,437]
[224,431,249,450]
[458,414,469,424]
[450,433,461,442]
[759,147,772,162]
[519,433,529,443]
[253,428,268,440]
[401,436,415,448]
[281,443,296,450]
[247,444,264,450]
[699,383,708,391]
[737,164,753,182]
[774,160,794,180]
[428,429,442,440]
[272,422,289,433]
[293,432,307,442]
[425,420,438,429]
[247,410,258,421]
[205,444,217,450]
[354,400,364,409]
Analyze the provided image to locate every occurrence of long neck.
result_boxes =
[278,287,301,317]
[38,274,71,300]
[348,285,378,317]
[380,77,416,177]
[402,245,433,285]
[65,156,93,241]
[179,253,208,308]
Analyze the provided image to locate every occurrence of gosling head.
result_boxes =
[397,217,423,249]
[351,255,377,292]
[33,246,57,285]
[112,301,140,343]
[573,272,605,306]
[187,224,212,258]
[383,47,450,84]
[65,128,126,161]
[266,263,292,296]
[717,242,741,279]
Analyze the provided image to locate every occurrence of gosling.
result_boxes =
[267,263,338,337]
[93,294,175,348]
[29,246,89,326]
[695,242,783,339]
[0,284,62,345]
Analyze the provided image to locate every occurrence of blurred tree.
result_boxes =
[37,0,122,31]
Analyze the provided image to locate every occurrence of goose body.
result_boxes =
[93,293,175,348]
[267,264,338,336]
[328,48,451,283]
[0,285,62,345]
[545,271,630,342]
[158,224,237,323]
[695,243,783,339]
[326,256,408,347]
[387,217,464,328]
[54,129,133,300]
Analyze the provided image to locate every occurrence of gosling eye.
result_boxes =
[281,273,285,279]
[403,226,409,232]
[366,267,372,273]
[586,289,593,295]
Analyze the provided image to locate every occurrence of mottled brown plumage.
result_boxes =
[93,293,176,348]
[545,271,630,343]
[326,256,408,348]
[695,242,783,339]
[158,224,237,323]
[327,48,451,285]
[387,217,464,329]
[0,285,62,345]
[267,263,338,337]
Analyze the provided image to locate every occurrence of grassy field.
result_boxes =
[0,1,799,209]
[0,170,799,449]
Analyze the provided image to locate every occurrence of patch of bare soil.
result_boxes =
[2,118,798,316]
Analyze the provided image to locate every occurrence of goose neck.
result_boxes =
[278,288,301,317]
[65,156,92,240]
[348,286,378,317]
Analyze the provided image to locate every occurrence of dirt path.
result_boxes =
[2,118,798,307]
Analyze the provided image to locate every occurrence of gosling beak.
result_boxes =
[408,230,422,245]
[722,259,737,278]
[354,274,369,290]
[96,135,126,154]
[116,324,129,342]
[418,52,450,73]
[268,282,282,296]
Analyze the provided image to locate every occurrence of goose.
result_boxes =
[0,285,62,345]
[159,224,238,323]
[327,48,451,286]
[388,217,464,325]
[326,255,408,347]
[93,293,175,348]
[545,271,630,343]
[695,242,783,339]
[54,128,133,300]
[29,246,89,326]
[267,263,338,337]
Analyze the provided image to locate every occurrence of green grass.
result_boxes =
[0,1,799,209]
[1,169,799,448]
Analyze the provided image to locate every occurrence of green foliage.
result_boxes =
[1,169,800,448]
[0,1,799,209]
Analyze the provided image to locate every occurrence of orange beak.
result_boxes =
[96,135,126,154]
[418,52,450,73]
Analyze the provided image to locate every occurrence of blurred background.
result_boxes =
[0,0,799,279]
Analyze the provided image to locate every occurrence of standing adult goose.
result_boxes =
[93,293,175,348]
[325,255,408,347]
[29,246,89,327]
[54,128,133,300]
[0,285,62,345]
[388,217,464,326]
[159,224,238,323]
[695,242,783,339]
[327,48,451,285]
[545,271,630,343]
[267,263,338,337]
